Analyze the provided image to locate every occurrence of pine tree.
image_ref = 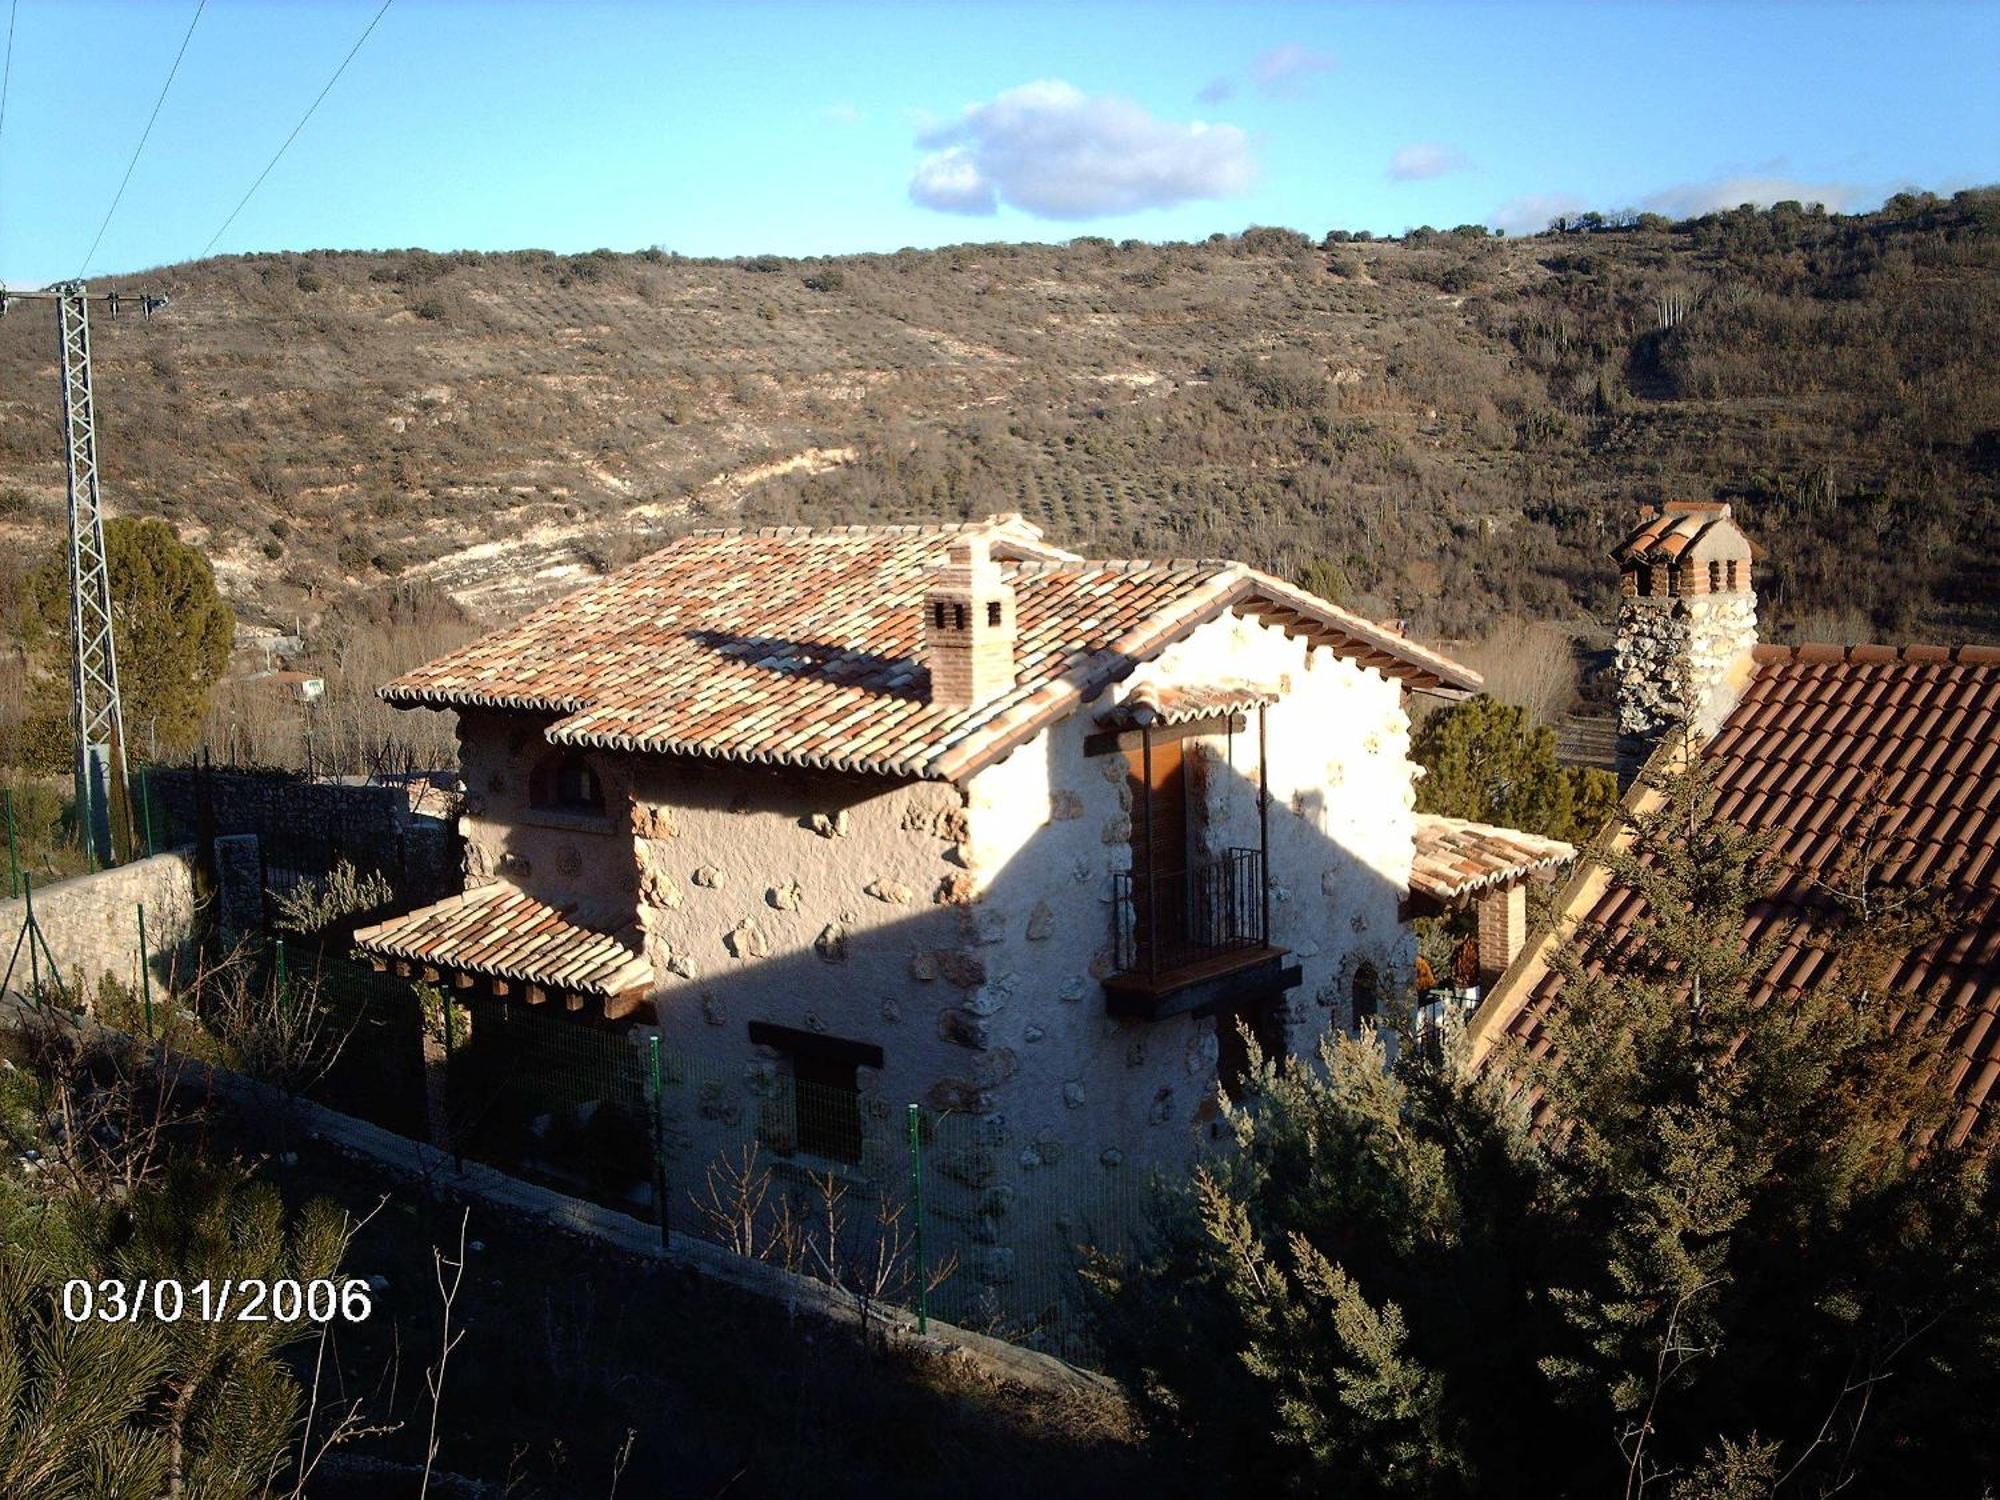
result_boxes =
[1092,752,2000,1498]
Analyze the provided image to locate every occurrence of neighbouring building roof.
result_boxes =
[1409,814,1576,904]
[352,883,652,998]
[1096,680,1280,729]
[381,516,1481,781]
[1614,499,1768,564]
[1471,641,2000,1146]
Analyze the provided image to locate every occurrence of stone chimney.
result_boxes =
[924,534,1017,709]
[1613,501,1761,771]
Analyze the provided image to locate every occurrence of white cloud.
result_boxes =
[1641,174,1868,218]
[1389,143,1467,182]
[908,81,1257,220]
[1488,192,1589,235]
[1251,42,1336,97]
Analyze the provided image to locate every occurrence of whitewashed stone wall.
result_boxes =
[452,609,1421,1305]
[455,709,642,931]
[1615,594,1758,747]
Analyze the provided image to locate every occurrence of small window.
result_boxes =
[952,602,968,629]
[986,600,1003,627]
[1725,559,1740,591]
[1352,962,1380,1028]
[1634,565,1653,598]
[748,1023,880,1165]
[529,752,604,815]
[793,1053,863,1163]
[932,601,948,628]
[1708,560,1723,592]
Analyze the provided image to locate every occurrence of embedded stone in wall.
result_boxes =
[702,991,726,1026]
[928,1079,997,1115]
[964,980,1010,1018]
[1125,1039,1146,1068]
[968,1247,1016,1286]
[767,879,802,911]
[880,998,902,1023]
[934,950,986,989]
[964,906,1008,946]
[1089,948,1116,980]
[864,879,914,905]
[938,1008,991,1050]
[691,864,725,889]
[937,1143,998,1186]
[1062,1081,1086,1109]
[1149,1086,1174,1125]
[725,920,768,960]
[807,810,851,839]
[1100,1148,1123,1168]
[934,872,976,906]
[902,802,970,843]
[908,951,939,982]
[974,1048,1019,1087]
[1049,790,1084,822]
[632,804,678,839]
[1099,755,1127,784]
[666,951,698,979]
[498,852,531,878]
[1100,816,1132,845]
[1023,1024,1044,1044]
[1185,1032,1219,1076]
[554,845,583,877]
[743,1060,780,1099]
[463,841,493,883]
[1025,900,1055,941]
[814,923,848,962]
[640,867,682,910]
[1059,976,1087,1003]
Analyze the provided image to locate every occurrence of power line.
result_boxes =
[0,0,16,152]
[198,0,393,262]
[78,0,209,279]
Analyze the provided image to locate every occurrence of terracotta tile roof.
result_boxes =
[1615,500,1767,563]
[1474,642,2000,1145]
[381,516,1481,781]
[1410,815,1576,903]
[352,883,652,998]
[1096,680,1279,729]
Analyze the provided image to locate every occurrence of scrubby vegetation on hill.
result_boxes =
[0,191,1992,654]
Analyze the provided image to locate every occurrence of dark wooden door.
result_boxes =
[1125,737,1190,965]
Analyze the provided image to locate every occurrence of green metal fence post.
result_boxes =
[136,771,156,858]
[4,788,17,898]
[909,1103,928,1335]
[24,875,40,1002]
[275,937,290,1017]
[649,1034,669,1249]
[137,903,154,1038]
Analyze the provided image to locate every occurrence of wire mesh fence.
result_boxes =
[1,905,1163,1364]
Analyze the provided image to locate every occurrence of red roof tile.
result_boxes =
[352,883,651,997]
[1475,643,2000,1145]
[381,516,1481,781]
[1410,815,1576,903]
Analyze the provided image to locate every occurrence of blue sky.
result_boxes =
[1,0,1994,286]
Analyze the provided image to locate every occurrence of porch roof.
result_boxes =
[352,882,652,998]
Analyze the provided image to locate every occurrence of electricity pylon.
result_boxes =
[0,283,167,865]
[54,281,132,866]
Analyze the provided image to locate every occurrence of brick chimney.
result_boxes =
[924,534,1017,709]
[1613,501,1761,771]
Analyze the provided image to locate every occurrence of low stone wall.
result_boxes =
[0,851,201,1006]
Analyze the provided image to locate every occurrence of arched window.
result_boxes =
[1352,962,1380,1027]
[529,752,604,815]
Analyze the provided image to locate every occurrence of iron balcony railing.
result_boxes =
[1111,847,1267,982]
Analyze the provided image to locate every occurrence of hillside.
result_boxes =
[0,191,1994,651]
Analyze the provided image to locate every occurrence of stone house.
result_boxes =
[355,515,1567,1291]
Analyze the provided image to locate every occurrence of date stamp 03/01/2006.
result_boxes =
[58,1279,375,1325]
